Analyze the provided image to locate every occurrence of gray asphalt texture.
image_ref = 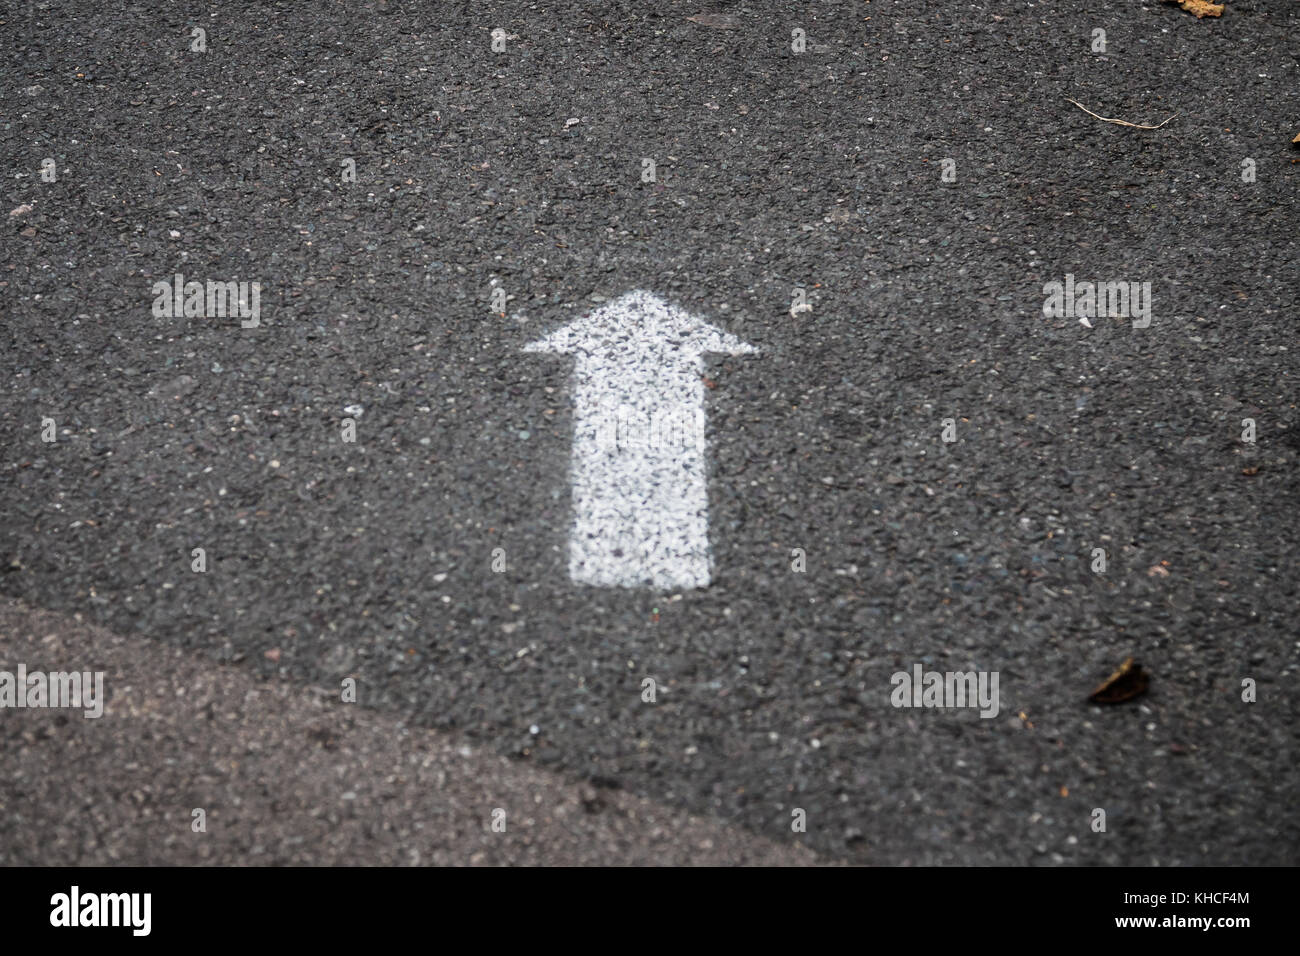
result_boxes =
[3,1,1298,865]
[0,598,820,865]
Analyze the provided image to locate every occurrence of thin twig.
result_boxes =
[1066,98,1178,130]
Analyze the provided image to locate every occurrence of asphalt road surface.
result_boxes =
[2,1,1297,865]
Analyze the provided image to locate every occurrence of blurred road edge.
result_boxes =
[0,598,827,866]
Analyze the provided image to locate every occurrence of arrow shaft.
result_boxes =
[567,361,712,589]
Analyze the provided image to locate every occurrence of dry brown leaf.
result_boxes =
[1293,132,1300,144]
[1164,0,1223,17]
[1088,658,1151,705]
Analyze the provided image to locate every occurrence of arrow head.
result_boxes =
[523,290,756,360]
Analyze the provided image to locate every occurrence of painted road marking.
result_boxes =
[525,290,756,590]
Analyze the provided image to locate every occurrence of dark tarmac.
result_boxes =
[2,1,1297,865]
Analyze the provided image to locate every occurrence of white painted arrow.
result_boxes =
[525,290,756,590]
